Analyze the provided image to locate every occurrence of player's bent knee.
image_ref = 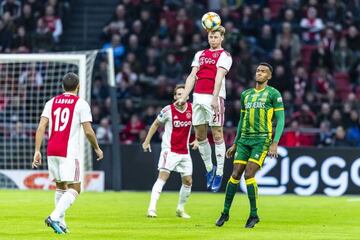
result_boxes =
[67,182,81,194]
[55,182,67,190]
[183,178,192,186]
[244,171,255,180]
[195,132,207,142]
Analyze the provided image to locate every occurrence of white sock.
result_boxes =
[198,139,213,172]
[50,188,78,221]
[55,189,66,226]
[177,184,191,211]
[215,140,225,176]
[148,178,166,211]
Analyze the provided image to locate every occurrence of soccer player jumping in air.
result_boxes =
[32,73,103,234]
[176,26,232,192]
[143,84,198,218]
[216,63,285,228]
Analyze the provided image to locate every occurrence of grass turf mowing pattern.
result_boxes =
[0,190,359,240]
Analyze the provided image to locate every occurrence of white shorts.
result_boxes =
[158,149,193,177]
[192,93,225,127]
[48,156,82,183]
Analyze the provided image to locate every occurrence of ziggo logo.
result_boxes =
[199,57,216,65]
[173,121,191,127]
[239,147,360,196]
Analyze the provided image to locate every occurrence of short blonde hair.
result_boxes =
[210,26,226,36]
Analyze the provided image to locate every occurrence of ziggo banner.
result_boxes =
[238,147,360,196]
[0,170,104,192]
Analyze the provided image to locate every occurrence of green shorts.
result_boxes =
[233,137,271,167]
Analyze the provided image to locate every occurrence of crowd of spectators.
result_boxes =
[1,0,359,148]
[92,0,360,147]
[93,0,360,147]
[0,0,71,53]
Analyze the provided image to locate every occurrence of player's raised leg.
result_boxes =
[195,124,216,189]
[244,162,260,228]
[176,175,192,219]
[148,170,169,217]
[216,163,246,226]
[211,126,225,192]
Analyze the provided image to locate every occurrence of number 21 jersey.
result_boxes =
[41,93,92,158]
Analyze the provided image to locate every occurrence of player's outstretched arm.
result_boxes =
[142,119,161,152]
[175,67,198,106]
[82,122,104,161]
[32,117,49,168]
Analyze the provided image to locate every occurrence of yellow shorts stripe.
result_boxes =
[234,160,247,165]
[259,151,268,166]
[274,108,284,111]
[229,176,240,184]
[245,177,256,185]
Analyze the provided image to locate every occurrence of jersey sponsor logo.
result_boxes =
[245,102,265,109]
[277,97,283,103]
[173,120,192,128]
[186,112,191,119]
[199,56,216,65]
[54,98,75,104]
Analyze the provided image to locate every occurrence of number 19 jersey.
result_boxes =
[41,93,92,159]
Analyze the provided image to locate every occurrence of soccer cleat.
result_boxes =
[147,209,157,218]
[206,166,217,189]
[45,216,64,234]
[59,223,70,233]
[211,175,223,192]
[176,209,191,219]
[245,215,260,228]
[215,212,229,227]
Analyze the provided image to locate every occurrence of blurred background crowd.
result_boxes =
[1,0,360,147]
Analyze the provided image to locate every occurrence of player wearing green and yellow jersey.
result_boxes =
[215,63,285,228]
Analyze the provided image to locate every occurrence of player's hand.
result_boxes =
[142,141,152,152]
[95,148,104,161]
[175,97,186,107]
[190,139,199,150]
[211,96,219,114]
[268,142,278,158]
[226,144,236,159]
[32,151,42,168]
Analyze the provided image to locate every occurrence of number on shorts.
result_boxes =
[213,113,220,123]
[53,107,70,132]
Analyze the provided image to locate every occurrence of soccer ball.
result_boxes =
[201,12,221,32]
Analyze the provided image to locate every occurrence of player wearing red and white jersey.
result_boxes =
[142,84,198,219]
[32,72,103,234]
[176,26,232,192]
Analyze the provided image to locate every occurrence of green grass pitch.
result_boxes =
[0,190,359,240]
